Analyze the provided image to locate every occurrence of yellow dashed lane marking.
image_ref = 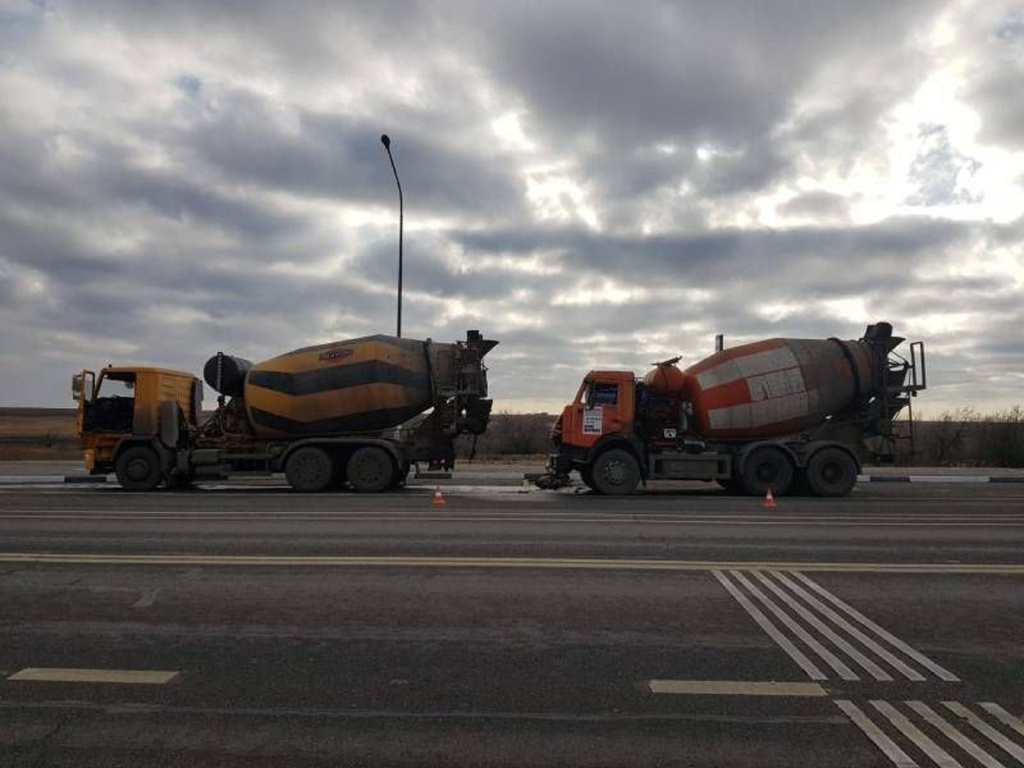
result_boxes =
[7,668,180,684]
[649,680,827,696]
[1,552,1023,573]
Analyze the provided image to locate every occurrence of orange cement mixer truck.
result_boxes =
[537,322,925,497]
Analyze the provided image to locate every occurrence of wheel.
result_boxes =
[346,446,395,493]
[741,447,794,496]
[590,449,641,495]
[115,446,163,492]
[579,466,596,491]
[285,446,335,493]
[805,448,858,497]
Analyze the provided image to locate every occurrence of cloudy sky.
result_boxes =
[2,0,1023,414]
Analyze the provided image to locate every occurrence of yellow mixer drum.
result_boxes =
[243,335,435,437]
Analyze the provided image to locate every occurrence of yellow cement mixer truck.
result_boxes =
[72,331,497,492]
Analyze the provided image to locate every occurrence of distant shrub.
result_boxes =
[980,406,1024,467]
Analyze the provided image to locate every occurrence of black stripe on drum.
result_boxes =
[276,335,425,359]
[248,361,431,396]
[250,406,424,435]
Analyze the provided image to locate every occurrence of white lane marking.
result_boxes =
[749,570,893,681]
[907,701,1005,768]
[711,570,826,680]
[834,700,920,768]
[769,571,925,681]
[979,704,1024,740]
[730,571,859,680]
[6,518,1024,528]
[789,571,960,681]
[648,680,827,696]
[942,702,1024,764]
[872,700,963,768]
[0,552,1022,575]
[7,668,180,684]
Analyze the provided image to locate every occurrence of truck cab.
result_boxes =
[549,369,730,495]
[556,371,637,451]
[73,366,202,488]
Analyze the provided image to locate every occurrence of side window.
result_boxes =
[593,383,618,406]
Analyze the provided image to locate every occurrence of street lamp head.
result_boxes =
[380,134,391,149]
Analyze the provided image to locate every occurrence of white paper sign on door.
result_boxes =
[582,407,603,435]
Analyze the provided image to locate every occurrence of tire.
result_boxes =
[805,448,858,497]
[285,446,335,493]
[115,446,163,492]
[590,449,641,495]
[346,446,395,493]
[741,446,794,496]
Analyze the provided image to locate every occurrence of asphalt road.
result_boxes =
[1,481,1023,767]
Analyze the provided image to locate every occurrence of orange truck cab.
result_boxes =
[548,369,731,495]
[73,366,202,488]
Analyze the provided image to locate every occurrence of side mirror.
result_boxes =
[71,374,83,402]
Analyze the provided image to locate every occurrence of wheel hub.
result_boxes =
[126,459,150,481]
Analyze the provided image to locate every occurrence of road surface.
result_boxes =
[1,481,1023,766]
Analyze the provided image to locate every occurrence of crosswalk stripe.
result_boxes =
[789,571,960,681]
[907,701,1005,768]
[730,571,859,680]
[943,702,1024,764]
[837,701,1024,768]
[770,571,926,681]
[715,569,950,682]
[747,570,890,680]
[711,570,827,680]
[871,700,963,768]
[979,704,1024,741]
[835,700,920,768]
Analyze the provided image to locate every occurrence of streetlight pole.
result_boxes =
[380,134,403,338]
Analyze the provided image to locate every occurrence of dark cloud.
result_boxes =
[1,0,1022,415]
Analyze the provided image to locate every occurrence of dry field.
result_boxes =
[0,409,79,460]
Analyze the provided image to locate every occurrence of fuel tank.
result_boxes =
[235,331,495,438]
[643,329,892,440]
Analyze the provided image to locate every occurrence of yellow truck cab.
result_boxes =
[73,366,202,490]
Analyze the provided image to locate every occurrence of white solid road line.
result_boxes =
[942,702,1024,765]
[769,571,927,681]
[0,552,1022,574]
[7,668,180,684]
[711,570,827,680]
[790,571,961,681]
[907,701,1004,768]
[871,700,962,768]
[729,571,860,680]
[647,680,827,696]
[834,700,920,768]
[745,570,891,681]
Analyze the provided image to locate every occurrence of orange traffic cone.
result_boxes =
[431,486,447,507]
[762,488,776,509]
